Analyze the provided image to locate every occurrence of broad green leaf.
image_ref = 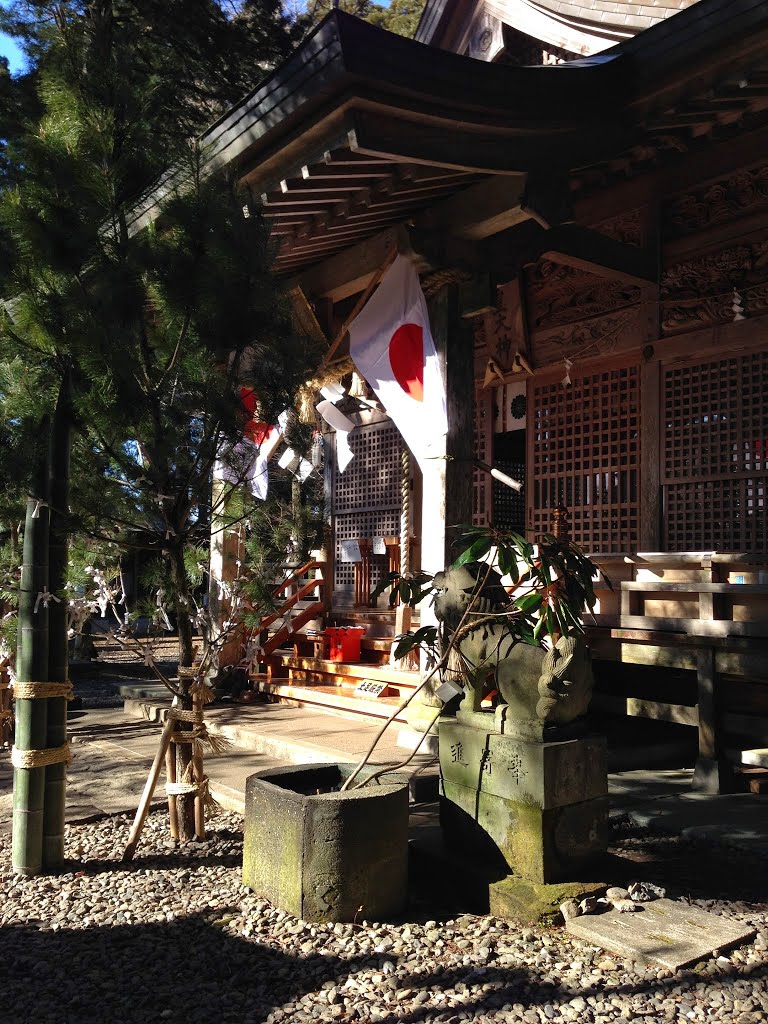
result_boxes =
[514,592,542,612]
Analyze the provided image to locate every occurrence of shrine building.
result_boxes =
[199,0,768,793]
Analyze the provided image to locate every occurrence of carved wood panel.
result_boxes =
[664,163,768,240]
[661,239,768,334]
[533,306,644,369]
[525,261,641,333]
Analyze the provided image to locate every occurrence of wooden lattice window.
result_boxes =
[529,362,641,552]
[473,388,493,527]
[332,421,404,591]
[663,350,768,553]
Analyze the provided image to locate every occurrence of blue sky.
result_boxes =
[0,0,24,75]
[1,33,24,74]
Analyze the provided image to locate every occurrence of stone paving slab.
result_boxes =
[123,695,436,768]
[608,769,768,857]
[566,898,756,970]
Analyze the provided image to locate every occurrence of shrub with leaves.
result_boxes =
[373,526,607,661]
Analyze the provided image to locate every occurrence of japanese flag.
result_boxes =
[348,255,447,469]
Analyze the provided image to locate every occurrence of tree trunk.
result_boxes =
[169,544,196,841]
[44,373,72,869]
[12,420,51,876]
[291,477,306,561]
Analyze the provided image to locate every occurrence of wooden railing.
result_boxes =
[259,561,327,658]
[353,537,419,607]
[602,551,768,792]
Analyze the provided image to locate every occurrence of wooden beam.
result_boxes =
[301,161,392,181]
[646,112,719,130]
[415,174,528,240]
[520,171,573,229]
[296,225,408,301]
[407,228,480,275]
[348,112,618,177]
[479,222,657,286]
[539,225,656,286]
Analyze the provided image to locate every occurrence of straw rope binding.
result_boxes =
[12,742,72,769]
[168,707,203,724]
[171,729,206,743]
[14,681,74,700]
[166,777,209,796]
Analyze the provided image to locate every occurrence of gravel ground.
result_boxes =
[1,812,766,1024]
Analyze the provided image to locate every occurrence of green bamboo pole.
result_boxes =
[44,373,72,869]
[12,421,51,876]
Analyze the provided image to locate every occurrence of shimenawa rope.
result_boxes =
[12,742,72,769]
[13,681,74,700]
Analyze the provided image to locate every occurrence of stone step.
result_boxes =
[258,680,409,722]
[118,683,172,700]
[269,652,421,688]
[123,694,435,764]
[121,696,439,806]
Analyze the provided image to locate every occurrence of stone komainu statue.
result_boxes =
[433,563,594,737]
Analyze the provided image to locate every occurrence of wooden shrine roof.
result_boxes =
[187,10,628,276]
[131,3,768,279]
[416,0,700,53]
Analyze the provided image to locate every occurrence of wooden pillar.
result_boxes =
[404,283,474,735]
[691,646,732,794]
[420,283,475,578]
[323,428,336,610]
[639,203,662,551]
[392,448,413,656]
[639,356,661,550]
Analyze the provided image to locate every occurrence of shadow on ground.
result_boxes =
[0,911,360,1024]
[4,909,763,1024]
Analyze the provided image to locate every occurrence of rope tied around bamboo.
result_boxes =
[166,777,209,797]
[168,707,203,724]
[170,728,206,743]
[165,705,229,753]
[11,742,72,768]
[13,681,74,700]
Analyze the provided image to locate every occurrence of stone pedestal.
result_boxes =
[439,717,608,884]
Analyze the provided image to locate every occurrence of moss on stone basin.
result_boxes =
[243,763,409,923]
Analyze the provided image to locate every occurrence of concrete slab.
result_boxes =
[566,897,756,971]
[608,769,768,858]
[123,696,436,769]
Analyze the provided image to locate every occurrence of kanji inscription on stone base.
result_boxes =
[566,898,755,971]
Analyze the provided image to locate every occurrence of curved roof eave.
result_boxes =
[195,10,629,188]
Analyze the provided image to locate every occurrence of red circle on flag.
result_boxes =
[388,322,424,401]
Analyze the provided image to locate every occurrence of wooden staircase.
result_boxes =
[250,569,421,723]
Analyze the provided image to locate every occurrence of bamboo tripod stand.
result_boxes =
[123,689,209,861]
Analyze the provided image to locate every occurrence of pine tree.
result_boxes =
[1,1,317,865]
